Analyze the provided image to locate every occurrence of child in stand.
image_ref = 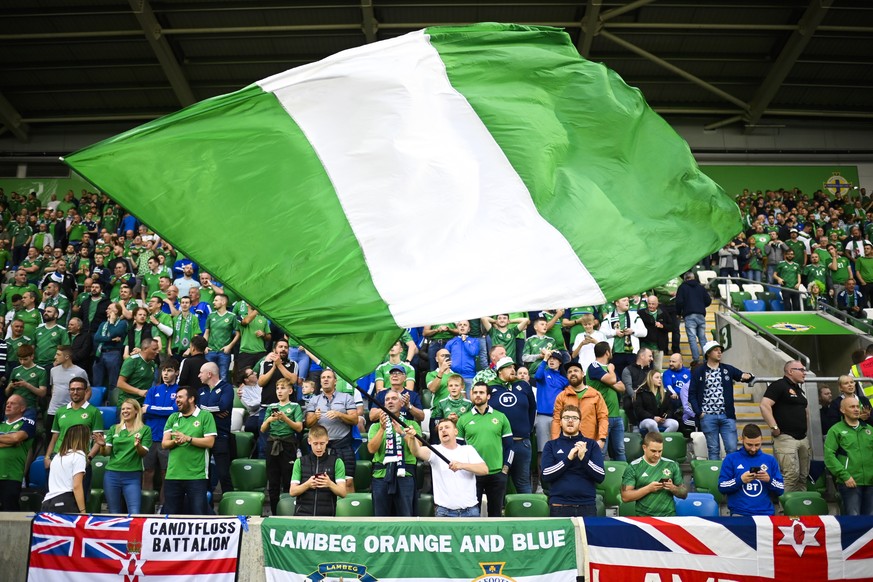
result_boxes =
[260,378,303,515]
[431,374,472,425]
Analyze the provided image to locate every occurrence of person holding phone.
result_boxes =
[718,424,784,516]
[621,431,687,516]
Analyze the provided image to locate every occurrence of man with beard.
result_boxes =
[305,369,357,492]
[456,381,513,517]
[368,390,420,516]
[44,376,103,470]
[45,345,87,431]
[663,353,694,435]
[161,386,216,515]
[488,357,536,494]
[34,307,69,369]
[78,280,110,335]
[551,361,608,446]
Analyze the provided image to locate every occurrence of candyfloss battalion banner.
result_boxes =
[28,513,242,582]
[262,518,578,582]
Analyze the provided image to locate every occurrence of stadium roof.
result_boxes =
[2,0,873,144]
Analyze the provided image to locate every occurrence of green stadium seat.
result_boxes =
[354,460,372,492]
[691,459,724,504]
[503,493,549,517]
[661,432,687,464]
[336,495,374,517]
[91,456,110,489]
[87,489,104,513]
[218,491,265,516]
[595,493,606,517]
[276,496,296,516]
[139,489,158,514]
[417,493,435,517]
[230,458,267,491]
[596,461,628,507]
[730,291,752,307]
[233,431,254,459]
[623,433,643,461]
[19,490,44,512]
[618,500,637,516]
[781,493,828,516]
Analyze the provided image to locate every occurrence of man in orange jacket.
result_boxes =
[551,361,608,450]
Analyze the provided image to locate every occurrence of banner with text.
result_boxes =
[263,518,577,582]
[28,513,242,582]
[585,515,873,582]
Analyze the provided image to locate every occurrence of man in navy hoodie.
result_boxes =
[718,424,784,516]
[676,272,712,367]
[489,357,536,494]
[541,404,605,516]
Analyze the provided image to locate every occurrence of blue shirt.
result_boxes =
[488,381,536,437]
[718,447,784,516]
[143,383,178,437]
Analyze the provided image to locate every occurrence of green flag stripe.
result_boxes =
[65,85,400,378]
[428,24,741,299]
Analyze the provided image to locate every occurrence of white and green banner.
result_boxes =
[262,518,577,582]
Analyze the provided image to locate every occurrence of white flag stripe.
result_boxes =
[265,566,577,582]
[259,29,604,327]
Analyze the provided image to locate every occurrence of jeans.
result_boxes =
[639,418,680,435]
[266,439,297,515]
[288,346,311,381]
[508,438,532,494]
[163,479,210,515]
[104,470,142,514]
[210,435,234,495]
[549,503,597,517]
[700,413,737,460]
[605,416,626,461]
[435,504,479,517]
[748,269,762,283]
[477,472,507,517]
[684,314,708,362]
[477,337,488,372]
[371,475,415,517]
[773,434,811,493]
[93,350,123,394]
[838,485,873,516]
[205,351,231,382]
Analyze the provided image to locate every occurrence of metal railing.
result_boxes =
[706,274,812,311]
[816,301,873,335]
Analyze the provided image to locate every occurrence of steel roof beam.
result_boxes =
[577,0,602,58]
[128,0,195,107]
[600,0,658,22]
[361,0,377,43]
[744,0,833,126]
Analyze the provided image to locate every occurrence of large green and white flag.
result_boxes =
[262,517,578,581]
[65,23,740,381]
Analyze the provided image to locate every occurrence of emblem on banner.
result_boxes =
[824,172,853,196]
[472,562,517,582]
[769,322,813,333]
[306,561,378,581]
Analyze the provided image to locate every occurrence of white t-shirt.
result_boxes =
[428,443,484,510]
[47,364,89,415]
[44,450,87,502]
[573,330,607,374]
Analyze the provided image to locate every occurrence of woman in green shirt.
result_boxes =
[95,398,152,513]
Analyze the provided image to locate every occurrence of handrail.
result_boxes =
[816,300,873,335]
[720,302,811,369]
[748,376,873,385]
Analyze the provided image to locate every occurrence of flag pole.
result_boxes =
[350,382,451,465]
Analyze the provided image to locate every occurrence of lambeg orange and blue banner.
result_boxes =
[27,513,242,582]
[585,515,873,581]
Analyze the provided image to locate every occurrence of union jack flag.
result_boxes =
[585,516,873,582]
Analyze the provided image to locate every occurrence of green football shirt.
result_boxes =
[34,324,70,365]
[9,364,48,411]
[105,425,153,472]
[0,417,34,481]
[206,310,238,351]
[118,355,158,407]
[52,402,104,453]
[264,401,303,438]
[622,456,683,517]
[367,420,420,479]
[165,408,218,480]
[456,407,512,474]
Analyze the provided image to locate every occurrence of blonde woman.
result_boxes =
[94,398,152,513]
[41,424,90,513]
[634,370,679,435]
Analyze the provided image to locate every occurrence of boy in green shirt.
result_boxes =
[431,374,472,424]
[260,378,303,515]
[621,432,686,516]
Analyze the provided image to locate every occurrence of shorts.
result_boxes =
[143,441,169,471]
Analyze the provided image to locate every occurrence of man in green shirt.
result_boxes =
[4,344,47,419]
[15,291,43,339]
[1,269,37,314]
[367,389,421,516]
[456,381,512,517]
[829,243,852,298]
[481,314,529,364]
[171,296,199,358]
[374,340,415,393]
[855,242,873,308]
[204,294,239,381]
[237,302,271,372]
[161,385,217,515]
[146,296,174,357]
[44,376,103,466]
[802,251,828,292]
[774,249,803,311]
[33,306,70,368]
[116,338,159,408]
[0,394,36,510]
[521,317,557,376]
[621,431,687,516]
[40,281,72,326]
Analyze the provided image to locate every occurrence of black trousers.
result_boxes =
[476,472,507,518]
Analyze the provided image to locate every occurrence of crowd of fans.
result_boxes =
[0,184,869,519]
